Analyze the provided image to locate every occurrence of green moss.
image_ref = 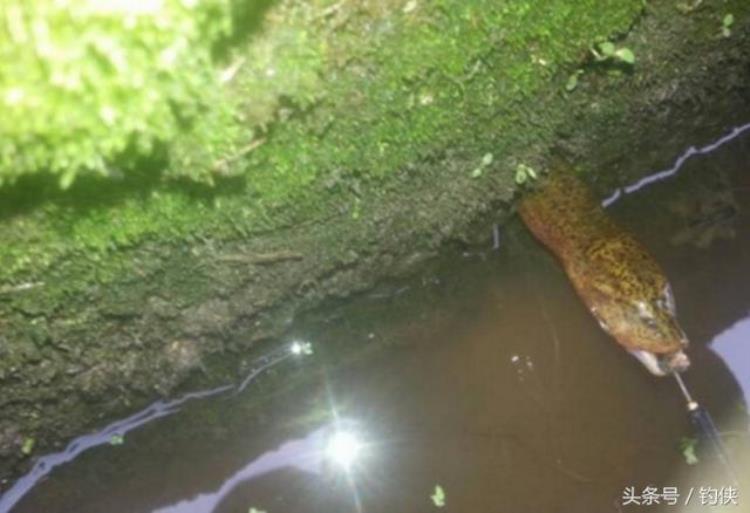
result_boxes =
[0,0,240,187]
[1,0,652,289]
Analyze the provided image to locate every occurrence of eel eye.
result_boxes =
[639,312,658,330]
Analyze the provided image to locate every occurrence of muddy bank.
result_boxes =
[1,0,750,486]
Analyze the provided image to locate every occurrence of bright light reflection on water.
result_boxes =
[151,425,329,513]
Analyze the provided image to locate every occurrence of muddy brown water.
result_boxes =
[4,130,750,512]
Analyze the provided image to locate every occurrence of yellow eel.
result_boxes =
[518,163,690,376]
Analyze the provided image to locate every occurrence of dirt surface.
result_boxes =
[1,1,750,487]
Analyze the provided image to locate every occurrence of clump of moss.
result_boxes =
[0,0,243,188]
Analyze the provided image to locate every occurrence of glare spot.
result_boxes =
[325,430,362,469]
[289,340,313,356]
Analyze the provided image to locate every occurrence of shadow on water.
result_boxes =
[4,128,750,512]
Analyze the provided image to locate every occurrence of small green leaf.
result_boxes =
[565,72,579,92]
[471,167,483,178]
[723,14,735,28]
[614,48,635,65]
[248,508,267,513]
[679,437,699,465]
[431,485,446,508]
[109,434,125,446]
[515,163,536,185]
[683,446,699,465]
[598,41,616,56]
[481,152,493,167]
[21,437,35,455]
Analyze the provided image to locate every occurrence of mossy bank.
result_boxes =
[1,0,750,485]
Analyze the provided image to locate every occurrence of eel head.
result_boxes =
[590,281,690,377]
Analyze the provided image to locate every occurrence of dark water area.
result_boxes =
[4,128,750,512]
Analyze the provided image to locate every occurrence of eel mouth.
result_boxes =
[628,349,690,376]
[662,350,690,373]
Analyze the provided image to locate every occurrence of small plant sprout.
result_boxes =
[721,14,734,38]
[402,0,418,14]
[591,41,635,66]
[289,340,313,356]
[351,197,362,220]
[431,484,446,508]
[514,163,538,185]
[566,69,584,92]
[21,437,35,455]
[593,41,616,59]
[109,434,125,446]
[248,508,267,513]
[471,152,494,178]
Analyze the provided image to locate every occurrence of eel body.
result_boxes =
[518,166,689,376]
